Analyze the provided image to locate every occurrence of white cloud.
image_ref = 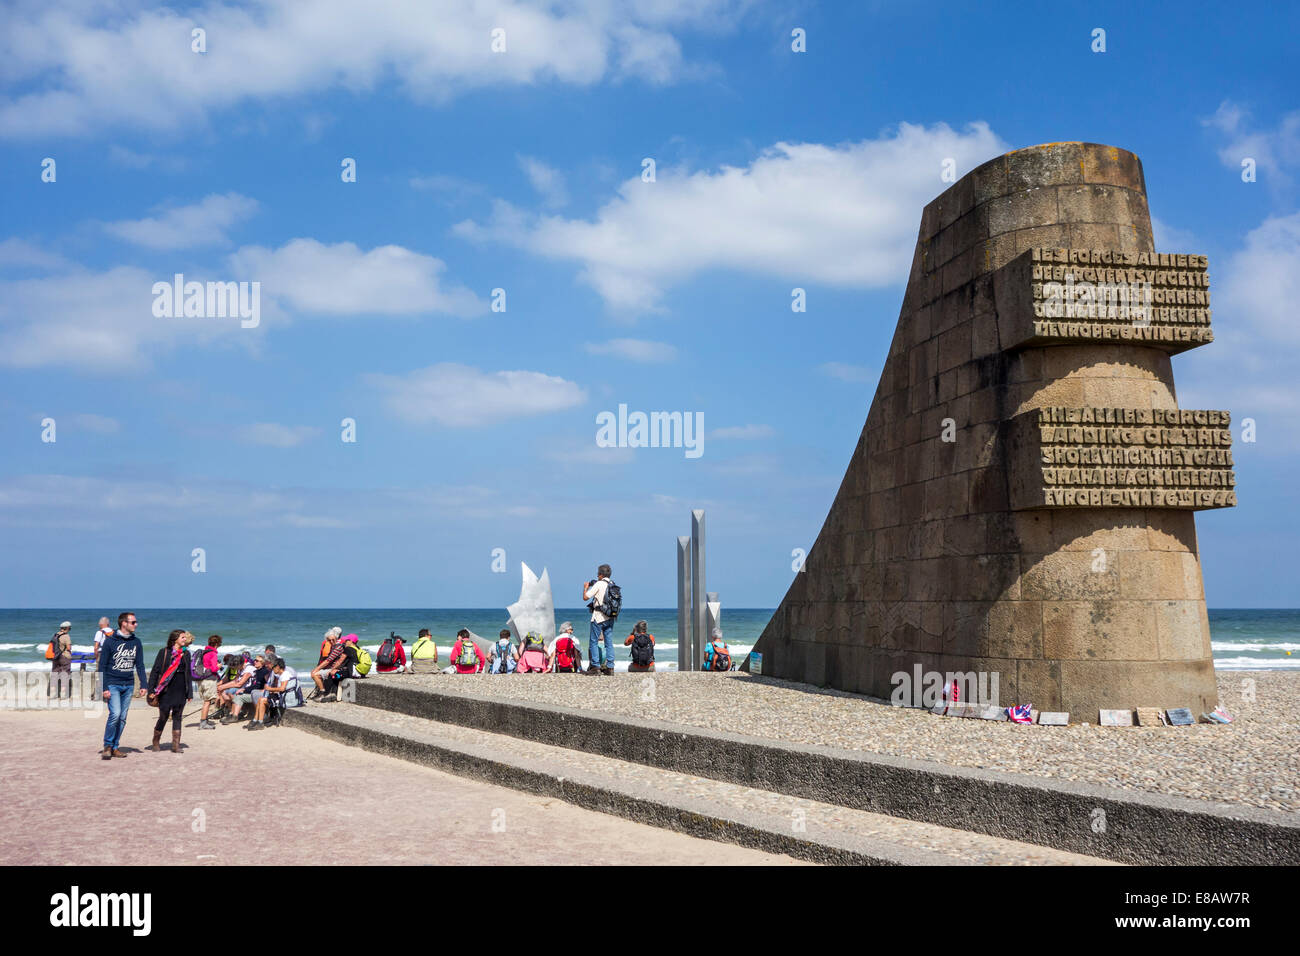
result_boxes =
[710,423,774,439]
[71,414,121,434]
[454,122,1008,310]
[235,423,321,447]
[228,239,484,317]
[0,0,751,138]
[545,438,636,466]
[103,193,259,249]
[0,266,219,367]
[819,361,876,384]
[0,235,483,367]
[1216,212,1300,346]
[409,173,488,210]
[1204,101,1300,186]
[519,155,569,208]
[584,337,678,362]
[367,363,587,426]
[1176,211,1300,454]
[106,144,186,172]
[0,238,71,272]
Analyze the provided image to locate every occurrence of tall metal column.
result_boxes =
[691,509,706,673]
[676,536,692,672]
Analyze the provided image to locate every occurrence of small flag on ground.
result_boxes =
[1006,703,1033,723]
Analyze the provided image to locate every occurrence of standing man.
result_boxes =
[49,622,73,698]
[97,612,148,759]
[90,617,113,699]
[583,564,616,676]
[92,617,112,665]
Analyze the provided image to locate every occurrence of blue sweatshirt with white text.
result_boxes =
[96,631,148,687]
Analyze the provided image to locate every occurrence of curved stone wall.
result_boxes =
[751,143,1227,719]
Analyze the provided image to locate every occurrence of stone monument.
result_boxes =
[748,143,1232,719]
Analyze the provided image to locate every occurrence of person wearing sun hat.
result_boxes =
[48,622,73,698]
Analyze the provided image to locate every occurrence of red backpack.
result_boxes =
[555,636,577,669]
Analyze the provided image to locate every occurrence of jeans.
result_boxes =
[588,619,613,668]
[103,684,133,749]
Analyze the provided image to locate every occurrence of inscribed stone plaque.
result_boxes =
[994,248,1214,354]
[1166,708,1195,726]
[1037,712,1069,725]
[1135,707,1165,726]
[1010,406,1237,511]
[1099,709,1134,726]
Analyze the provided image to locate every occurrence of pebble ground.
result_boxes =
[388,669,1298,813]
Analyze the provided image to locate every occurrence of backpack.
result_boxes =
[455,639,478,668]
[377,634,399,668]
[599,582,622,621]
[554,636,578,670]
[523,632,545,653]
[709,642,731,671]
[490,640,516,674]
[191,646,217,680]
[630,633,654,666]
[45,635,60,661]
[352,644,373,676]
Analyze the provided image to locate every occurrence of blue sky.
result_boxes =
[1,0,1297,608]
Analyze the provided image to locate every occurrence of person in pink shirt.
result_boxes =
[450,629,485,674]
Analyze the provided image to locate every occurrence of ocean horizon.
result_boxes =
[3,607,1298,672]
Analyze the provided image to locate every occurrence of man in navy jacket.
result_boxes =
[96,611,148,759]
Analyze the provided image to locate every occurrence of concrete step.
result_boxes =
[332,679,1300,865]
[288,702,1115,866]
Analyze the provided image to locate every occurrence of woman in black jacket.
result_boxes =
[148,629,194,753]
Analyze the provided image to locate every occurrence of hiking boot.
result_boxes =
[101,746,112,760]
[319,693,336,702]
[111,749,126,758]
[306,688,321,701]
[247,721,264,731]
[601,666,613,676]
[585,665,600,675]
[198,720,215,730]
[172,730,183,753]
[150,729,162,752]
[220,715,239,725]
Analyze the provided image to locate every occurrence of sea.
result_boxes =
[1,608,1297,673]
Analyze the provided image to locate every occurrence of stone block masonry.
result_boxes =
[750,143,1230,719]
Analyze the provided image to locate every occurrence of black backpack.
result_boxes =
[599,582,622,621]
[710,643,732,671]
[630,633,654,666]
[377,633,399,668]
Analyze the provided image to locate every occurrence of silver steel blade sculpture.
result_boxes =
[505,562,556,645]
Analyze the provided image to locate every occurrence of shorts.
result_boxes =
[233,693,253,705]
[199,679,218,701]
[252,689,266,702]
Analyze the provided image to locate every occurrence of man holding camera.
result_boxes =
[583,564,615,676]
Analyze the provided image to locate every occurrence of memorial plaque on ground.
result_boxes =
[1166,708,1195,726]
[1037,712,1070,725]
[1099,709,1135,726]
[1136,707,1165,726]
